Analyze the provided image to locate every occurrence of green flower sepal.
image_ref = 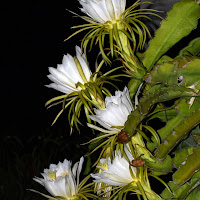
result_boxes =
[66,0,162,64]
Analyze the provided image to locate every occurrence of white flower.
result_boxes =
[79,0,126,23]
[33,157,84,198]
[46,46,92,94]
[91,149,137,186]
[88,87,133,132]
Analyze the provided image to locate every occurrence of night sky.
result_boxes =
[2,2,93,199]
[2,1,86,136]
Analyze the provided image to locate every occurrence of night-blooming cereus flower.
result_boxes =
[91,149,137,187]
[45,46,105,131]
[33,157,84,199]
[91,149,162,200]
[79,0,126,23]
[87,87,133,133]
[67,0,160,64]
[46,46,91,94]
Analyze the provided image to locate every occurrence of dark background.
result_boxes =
[1,1,93,199]
[1,0,199,199]
[2,1,82,137]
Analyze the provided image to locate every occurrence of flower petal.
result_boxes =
[48,67,76,89]
[77,156,84,186]
[62,54,84,85]
[44,177,67,197]
[91,149,136,187]
[87,87,133,131]
[45,83,75,94]
[75,46,92,81]
[112,0,126,19]
[79,0,126,22]
[79,0,106,23]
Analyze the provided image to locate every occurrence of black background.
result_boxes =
[1,1,93,199]
[2,1,82,136]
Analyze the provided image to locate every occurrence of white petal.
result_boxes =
[87,123,118,133]
[99,103,126,126]
[47,74,76,92]
[91,149,136,187]
[91,172,128,187]
[88,87,133,131]
[77,157,84,185]
[79,0,112,22]
[46,83,75,94]
[56,160,71,177]
[79,1,106,23]
[122,87,134,112]
[75,46,91,81]
[87,114,114,130]
[105,0,116,21]
[62,159,72,173]
[66,172,77,196]
[112,0,126,19]
[72,162,79,178]
[49,67,76,89]
[46,177,67,197]
[33,177,44,186]
[62,54,84,85]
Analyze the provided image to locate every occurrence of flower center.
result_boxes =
[61,171,69,177]
[47,170,69,180]
[47,170,57,180]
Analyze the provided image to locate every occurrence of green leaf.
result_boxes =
[148,99,200,152]
[178,37,200,57]
[173,147,194,169]
[155,55,173,65]
[148,107,177,123]
[138,86,197,116]
[124,86,198,137]
[186,185,200,200]
[128,78,143,99]
[146,57,200,88]
[173,146,200,185]
[147,109,184,152]
[146,155,173,174]
[155,108,200,161]
[142,0,200,71]
[161,178,199,199]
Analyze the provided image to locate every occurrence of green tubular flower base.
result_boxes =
[130,132,156,163]
[135,181,163,200]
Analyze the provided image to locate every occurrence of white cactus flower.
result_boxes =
[87,87,133,132]
[33,157,84,199]
[91,149,137,186]
[46,46,92,94]
[79,0,126,23]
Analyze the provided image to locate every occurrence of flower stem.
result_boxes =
[136,181,148,200]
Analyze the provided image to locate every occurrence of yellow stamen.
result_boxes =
[61,171,69,177]
[47,171,57,180]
